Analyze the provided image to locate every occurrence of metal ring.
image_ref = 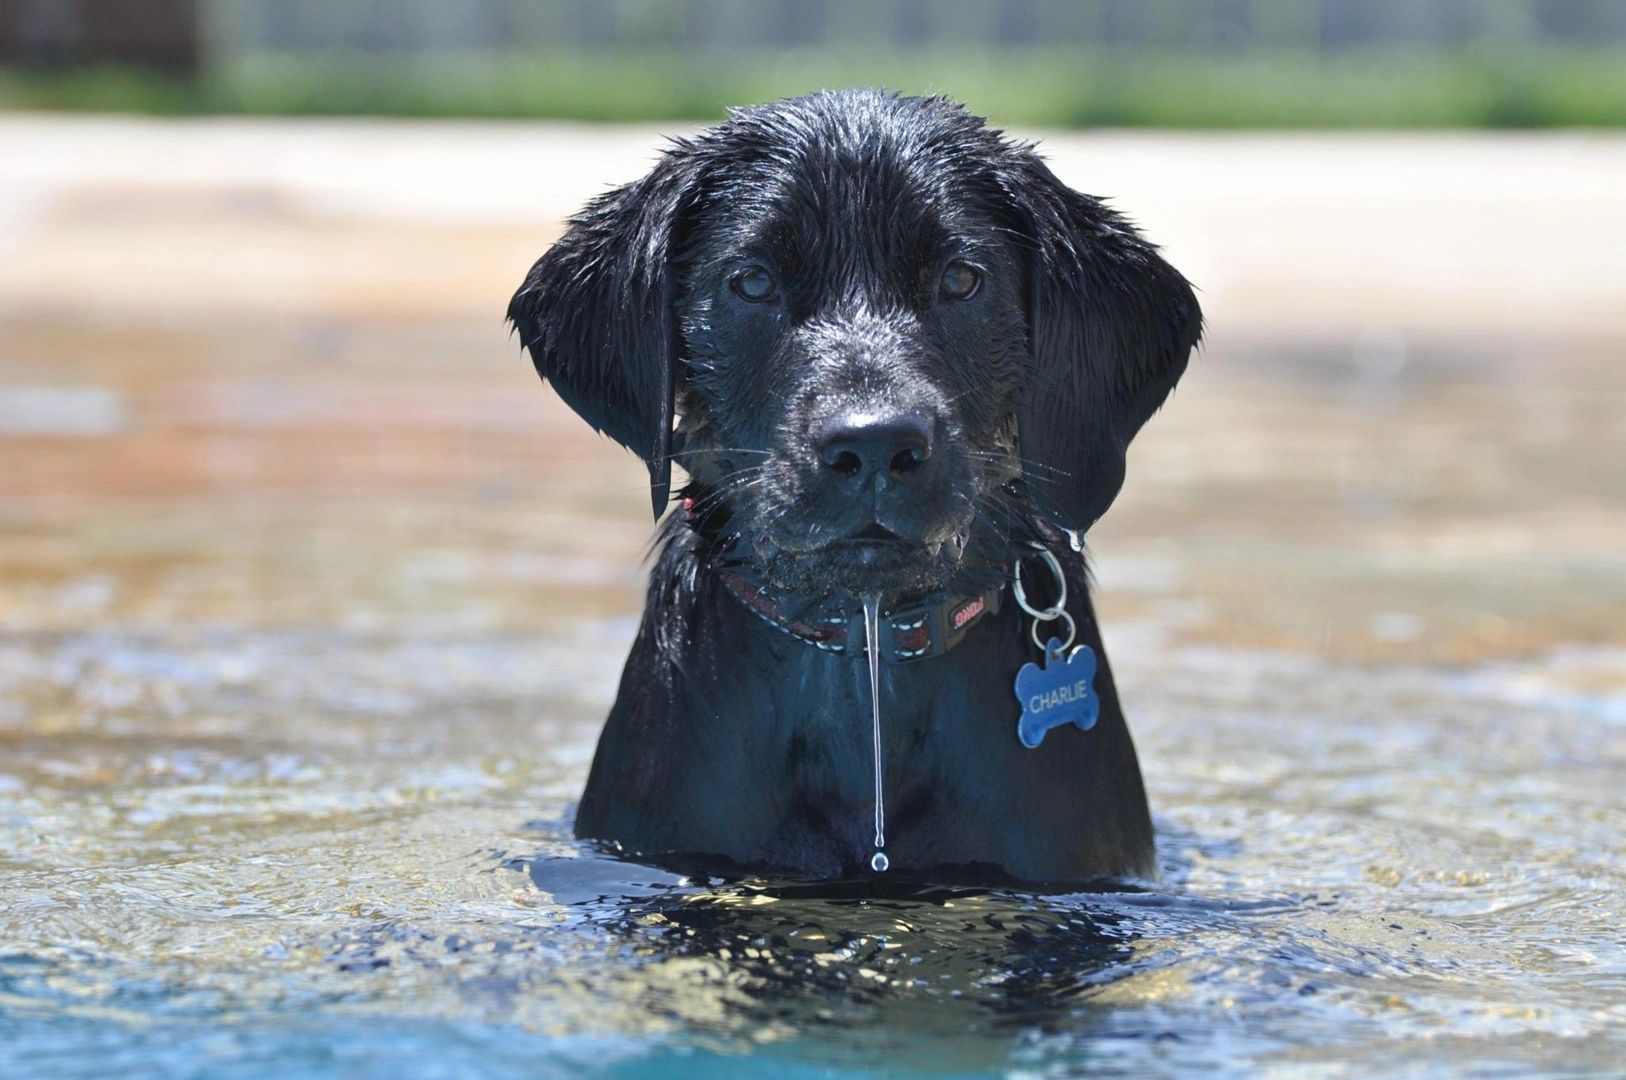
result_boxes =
[1030,609,1076,655]
[1012,546,1068,621]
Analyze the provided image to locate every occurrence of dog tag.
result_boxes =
[1014,638,1099,748]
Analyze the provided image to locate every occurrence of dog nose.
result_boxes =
[815,412,934,484]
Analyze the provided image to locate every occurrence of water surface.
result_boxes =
[2,122,1623,1076]
[2,597,1620,1076]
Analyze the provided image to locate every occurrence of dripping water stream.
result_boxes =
[862,594,888,873]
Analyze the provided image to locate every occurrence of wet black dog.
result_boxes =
[510,90,1200,885]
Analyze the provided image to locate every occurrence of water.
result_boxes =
[1,618,1621,1077]
[3,120,1625,1076]
[862,593,888,873]
[1,351,1622,1076]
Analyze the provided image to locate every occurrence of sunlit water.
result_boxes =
[2,616,1620,1077]
[4,120,1625,1076]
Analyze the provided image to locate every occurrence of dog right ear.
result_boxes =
[507,146,705,519]
[1000,153,1202,535]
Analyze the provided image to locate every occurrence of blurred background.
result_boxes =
[1,3,1623,1075]
[3,0,1622,657]
[4,0,1626,125]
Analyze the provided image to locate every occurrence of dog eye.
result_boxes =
[939,261,981,301]
[731,266,778,302]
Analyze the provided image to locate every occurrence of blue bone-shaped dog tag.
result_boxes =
[1014,638,1100,748]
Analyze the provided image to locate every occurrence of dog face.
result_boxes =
[511,91,1200,598]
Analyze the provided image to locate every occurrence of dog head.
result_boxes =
[510,90,1200,598]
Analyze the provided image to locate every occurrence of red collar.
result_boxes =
[720,573,1003,664]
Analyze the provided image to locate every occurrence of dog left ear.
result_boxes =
[1004,156,1203,533]
[507,147,705,519]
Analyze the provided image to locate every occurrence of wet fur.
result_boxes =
[509,91,1201,883]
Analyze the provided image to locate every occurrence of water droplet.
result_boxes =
[870,851,889,873]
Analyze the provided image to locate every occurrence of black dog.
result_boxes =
[510,90,1200,885]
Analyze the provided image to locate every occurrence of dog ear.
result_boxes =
[507,147,704,519]
[1003,156,1202,533]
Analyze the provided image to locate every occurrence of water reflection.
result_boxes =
[531,850,1133,1029]
[512,824,1339,1074]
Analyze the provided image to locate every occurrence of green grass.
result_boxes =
[4,48,1625,127]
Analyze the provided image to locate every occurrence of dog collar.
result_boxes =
[719,573,1002,664]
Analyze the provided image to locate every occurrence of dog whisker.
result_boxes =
[663,446,775,461]
[966,450,1073,478]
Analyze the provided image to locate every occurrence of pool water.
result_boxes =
[3,120,1624,1076]
[1,614,1620,1078]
